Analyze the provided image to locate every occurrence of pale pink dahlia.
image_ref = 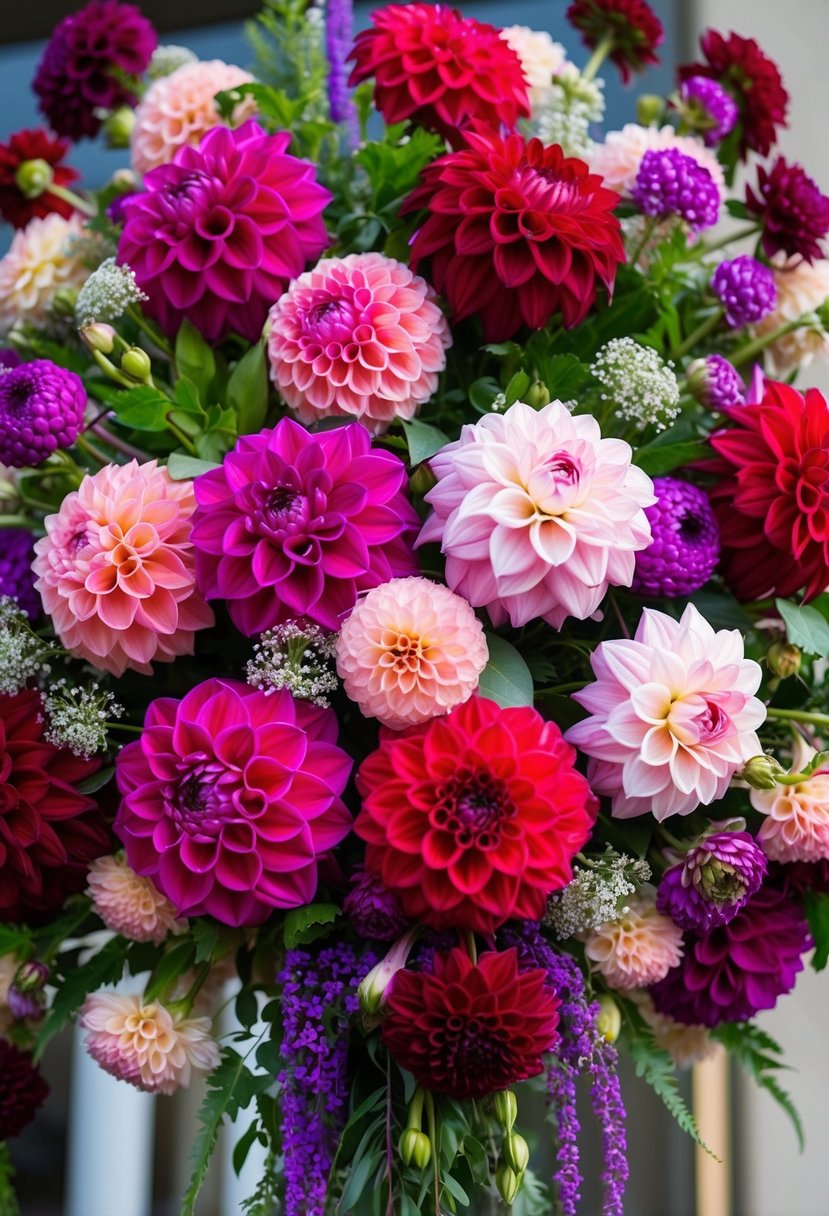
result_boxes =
[751,735,829,863]
[632,992,717,1068]
[582,894,683,990]
[81,992,219,1095]
[87,853,186,944]
[266,252,451,435]
[588,123,725,199]
[131,59,256,174]
[419,399,654,630]
[567,603,766,821]
[0,213,86,335]
[336,576,488,729]
[33,460,213,677]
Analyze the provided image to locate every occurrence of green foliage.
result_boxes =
[400,418,449,465]
[175,320,217,402]
[0,1145,19,1216]
[35,935,132,1058]
[478,634,535,708]
[804,891,829,971]
[228,340,270,436]
[166,453,220,480]
[283,902,341,949]
[713,1023,804,1150]
[634,438,708,477]
[623,1029,718,1158]
[776,598,829,657]
[245,0,329,117]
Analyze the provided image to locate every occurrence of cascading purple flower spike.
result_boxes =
[325,0,359,143]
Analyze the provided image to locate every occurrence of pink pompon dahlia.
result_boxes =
[87,853,186,944]
[266,252,451,435]
[118,120,331,342]
[81,991,219,1095]
[587,123,725,199]
[348,4,529,139]
[191,419,419,636]
[419,399,654,630]
[751,736,829,864]
[33,460,213,677]
[114,679,352,926]
[336,576,488,729]
[567,603,766,821]
[131,59,256,174]
[582,895,683,990]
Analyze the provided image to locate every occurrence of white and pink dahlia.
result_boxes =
[588,123,725,199]
[130,59,256,174]
[336,576,488,729]
[87,853,186,944]
[33,460,214,676]
[567,603,766,821]
[750,735,829,863]
[0,213,87,335]
[267,252,451,435]
[418,399,654,630]
[755,255,829,376]
[583,895,683,990]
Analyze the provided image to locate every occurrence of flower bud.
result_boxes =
[525,381,551,410]
[409,462,437,496]
[496,1164,521,1206]
[636,94,665,127]
[399,1128,432,1168]
[767,641,802,679]
[103,106,137,149]
[110,168,139,193]
[596,994,622,1044]
[494,1089,517,1130]
[504,1132,529,1175]
[742,754,784,791]
[358,926,420,1017]
[14,158,54,199]
[52,285,79,318]
[121,346,152,383]
[80,323,117,355]
[13,960,48,994]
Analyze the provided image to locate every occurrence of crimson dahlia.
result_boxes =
[746,157,829,264]
[567,0,664,84]
[0,129,80,229]
[0,1040,49,1140]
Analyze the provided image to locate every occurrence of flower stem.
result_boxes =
[126,305,173,357]
[89,422,148,461]
[628,216,658,268]
[730,319,808,367]
[75,432,111,468]
[766,706,829,728]
[0,514,32,528]
[692,224,761,256]
[582,32,614,81]
[45,183,97,218]
[671,309,723,359]
[106,721,143,733]
[425,1091,441,1216]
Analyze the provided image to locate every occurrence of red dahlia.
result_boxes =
[0,129,80,229]
[745,156,829,264]
[0,689,110,924]
[355,695,597,934]
[707,380,829,601]
[567,0,664,84]
[0,1040,49,1140]
[348,4,529,140]
[382,947,559,1099]
[679,30,789,160]
[402,125,625,342]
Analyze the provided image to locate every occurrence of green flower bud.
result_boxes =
[525,381,551,409]
[399,1128,432,1168]
[504,1132,529,1175]
[120,346,152,383]
[767,641,802,679]
[496,1164,521,1206]
[358,926,420,1016]
[636,95,665,127]
[596,995,622,1044]
[14,158,54,199]
[742,754,784,791]
[13,960,48,994]
[103,106,137,149]
[409,462,437,496]
[51,286,79,318]
[80,323,117,354]
[494,1089,517,1130]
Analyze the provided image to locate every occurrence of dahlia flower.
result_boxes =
[0,1041,49,1140]
[355,694,597,933]
[0,529,39,620]
[500,27,567,109]
[0,688,110,924]
[630,477,719,598]
[678,76,738,147]
[708,380,829,601]
[118,120,331,342]
[81,991,219,1095]
[335,576,488,729]
[343,868,410,941]
[34,460,212,676]
[404,126,625,340]
[87,853,186,944]
[191,419,419,636]
[587,123,725,200]
[0,359,87,469]
[751,737,829,863]
[651,887,810,1027]
[754,256,829,376]
[382,947,559,1099]
[633,993,717,1069]
[419,399,654,630]
[33,0,157,141]
[566,0,664,84]
[131,59,256,174]
[0,213,87,335]
[567,603,766,821]
[0,128,80,229]
[266,252,451,434]
[656,829,767,931]
[583,895,682,990]
[745,157,829,265]
[348,4,529,139]
[115,679,352,925]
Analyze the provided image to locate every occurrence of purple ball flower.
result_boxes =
[0,530,40,620]
[631,477,719,597]
[33,1,157,141]
[0,360,87,469]
[651,887,810,1027]
[680,75,739,146]
[711,255,777,328]
[657,830,767,931]
[633,148,720,230]
[688,354,745,411]
[0,349,21,371]
[343,869,410,941]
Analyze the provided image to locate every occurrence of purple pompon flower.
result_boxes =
[687,354,745,411]
[633,148,720,230]
[0,530,40,620]
[651,886,810,1027]
[343,868,410,941]
[679,75,739,146]
[106,190,139,226]
[0,360,87,469]
[746,156,829,263]
[657,830,767,931]
[0,349,21,371]
[631,477,719,598]
[711,255,777,328]
[32,1,157,142]
[325,0,359,142]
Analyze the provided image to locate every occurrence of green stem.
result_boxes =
[168,960,212,1016]
[581,32,614,81]
[88,422,149,462]
[45,182,97,217]
[0,514,31,528]
[463,930,477,964]
[74,432,111,468]
[671,309,723,360]
[165,417,198,455]
[106,721,143,733]
[692,223,761,256]
[425,1092,440,1216]
[126,305,174,357]
[730,319,808,368]
[628,216,658,268]
[656,823,687,851]
[407,1087,426,1131]
[767,707,829,729]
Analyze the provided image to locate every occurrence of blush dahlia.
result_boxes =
[355,694,597,934]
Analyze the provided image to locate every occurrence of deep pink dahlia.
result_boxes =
[191,419,419,636]
[117,120,331,342]
[114,678,352,926]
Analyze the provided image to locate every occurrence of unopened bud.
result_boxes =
[399,1128,432,1168]
[742,754,784,791]
[13,960,48,994]
[409,462,437,495]
[15,158,54,199]
[596,994,622,1044]
[52,286,79,318]
[636,94,665,127]
[103,106,136,149]
[80,323,116,354]
[121,346,152,383]
[496,1164,521,1206]
[767,641,802,679]
[525,380,551,410]
[358,926,420,1017]
[494,1089,517,1131]
[110,168,139,193]
[504,1132,529,1175]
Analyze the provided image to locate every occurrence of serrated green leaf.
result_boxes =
[400,418,449,465]
[167,452,220,481]
[477,634,534,708]
[775,598,829,657]
[712,1022,804,1150]
[625,1033,720,1159]
[283,902,341,949]
[175,319,217,401]
[110,386,172,431]
[36,936,129,1057]
[228,340,269,436]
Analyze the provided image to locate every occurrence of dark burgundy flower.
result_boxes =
[567,0,664,84]
[745,157,829,264]
[0,1040,49,1139]
[0,128,80,229]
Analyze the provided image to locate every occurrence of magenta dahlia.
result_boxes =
[117,120,331,342]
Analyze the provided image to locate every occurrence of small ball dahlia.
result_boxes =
[0,688,110,924]
[500,27,567,110]
[81,992,219,1095]
[355,694,597,934]
[0,1040,49,1140]
[419,399,654,630]
[87,853,186,944]
[115,679,353,925]
[710,255,777,328]
[582,895,683,990]
[131,60,256,174]
[751,737,829,864]
[678,76,738,147]
[381,947,559,1099]
[632,148,720,230]
[336,576,488,730]
[651,887,810,1027]
[745,157,829,265]
[656,830,767,931]
[567,603,766,821]
[343,868,410,941]
[0,529,39,620]
[630,477,719,598]
[0,213,87,335]
[0,128,80,229]
[566,0,664,84]
[0,359,87,469]
[754,256,829,377]
[348,5,529,139]
[266,252,451,435]
[403,126,625,341]
[191,419,419,636]
[588,123,725,199]
[118,120,331,342]
[708,380,829,601]
[33,0,157,142]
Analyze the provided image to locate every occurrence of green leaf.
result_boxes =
[167,452,220,481]
[111,386,173,431]
[232,1121,264,1177]
[537,352,591,402]
[228,340,269,436]
[687,588,751,631]
[441,1174,470,1206]
[36,936,129,1057]
[468,376,502,413]
[625,1033,720,1158]
[478,634,534,708]
[283,902,341,949]
[175,319,217,402]
[355,127,442,211]
[713,1022,804,1150]
[804,891,829,971]
[775,598,829,657]
[143,937,197,1003]
[337,1152,383,1212]
[0,1143,20,1216]
[726,199,751,220]
[0,924,33,960]
[634,439,708,477]
[504,369,530,407]
[400,418,450,465]
[75,765,114,795]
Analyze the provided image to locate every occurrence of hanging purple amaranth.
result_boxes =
[325,0,359,144]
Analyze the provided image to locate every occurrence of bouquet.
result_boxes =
[1,0,828,1212]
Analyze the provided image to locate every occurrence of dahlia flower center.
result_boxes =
[664,693,732,746]
[168,763,238,835]
[431,770,514,849]
[5,380,31,415]
[678,510,705,540]
[69,528,90,554]
[528,447,590,516]
[383,631,425,672]
[304,297,359,345]
[441,1017,506,1074]
[243,480,317,543]
[517,165,582,214]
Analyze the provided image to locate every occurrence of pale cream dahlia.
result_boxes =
[633,992,718,1069]
[754,254,829,376]
[500,26,567,109]
[0,213,87,335]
